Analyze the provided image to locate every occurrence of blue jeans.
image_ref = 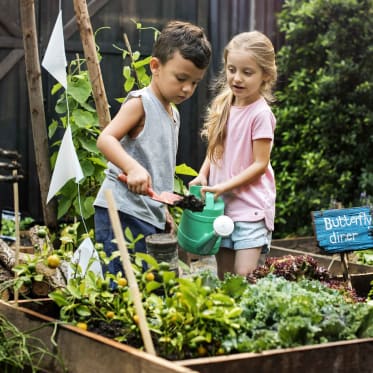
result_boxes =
[94,206,162,276]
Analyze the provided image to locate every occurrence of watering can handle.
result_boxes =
[205,192,215,209]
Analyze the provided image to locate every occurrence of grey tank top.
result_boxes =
[94,86,180,229]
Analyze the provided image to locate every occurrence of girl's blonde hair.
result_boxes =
[202,31,277,162]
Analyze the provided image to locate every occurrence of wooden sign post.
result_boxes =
[311,206,373,286]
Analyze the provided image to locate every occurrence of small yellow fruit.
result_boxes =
[117,278,128,287]
[216,347,225,355]
[145,272,155,281]
[133,314,140,324]
[47,254,60,268]
[106,311,115,319]
[76,322,88,331]
[197,345,208,357]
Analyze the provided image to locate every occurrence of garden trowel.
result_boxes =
[117,173,205,211]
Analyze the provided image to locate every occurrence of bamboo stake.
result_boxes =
[12,170,20,306]
[104,189,156,355]
[73,0,111,128]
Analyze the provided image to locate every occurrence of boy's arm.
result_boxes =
[97,97,151,194]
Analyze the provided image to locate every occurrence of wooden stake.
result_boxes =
[12,170,20,306]
[340,252,352,289]
[73,0,111,128]
[104,189,156,355]
[19,0,57,227]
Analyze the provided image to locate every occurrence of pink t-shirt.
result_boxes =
[209,97,276,231]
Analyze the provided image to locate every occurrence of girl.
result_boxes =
[190,31,277,279]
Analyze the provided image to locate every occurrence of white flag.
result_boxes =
[47,125,84,203]
[42,10,67,89]
[67,237,103,280]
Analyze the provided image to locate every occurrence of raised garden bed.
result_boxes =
[0,300,196,373]
[271,236,373,297]
[1,299,373,373]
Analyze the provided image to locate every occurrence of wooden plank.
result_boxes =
[0,36,23,48]
[312,206,373,253]
[64,0,111,40]
[0,13,22,37]
[0,49,24,80]
[178,338,373,373]
[0,300,197,373]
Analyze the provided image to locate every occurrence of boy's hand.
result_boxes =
[125,166,152,195]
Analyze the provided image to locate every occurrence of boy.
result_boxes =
[94,21,211,275]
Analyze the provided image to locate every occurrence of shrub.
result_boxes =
[272,0,373,236]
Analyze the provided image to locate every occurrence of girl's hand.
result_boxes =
[189,175,208,187]
[201,183,227,200]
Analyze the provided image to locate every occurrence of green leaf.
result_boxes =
[78,136,98,153]
[68,75,92,104]
[72,109,95,128]
[76,305,92,317]
[124,76,135,92]
[48,119,59,139]
[67,283,82,299]
[175,163,198,177]
[133,56,151,69]
[146,281,162,292]
[49,291,70,307]
[132,51,140,61]
[123,66,132,79]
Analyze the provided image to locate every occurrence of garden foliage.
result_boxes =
[272,0,373,236]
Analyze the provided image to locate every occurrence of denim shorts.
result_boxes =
[220,220,271,254]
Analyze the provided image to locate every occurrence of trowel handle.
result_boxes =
[117,173,155,197]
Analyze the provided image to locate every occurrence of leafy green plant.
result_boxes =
[0,314,65,372]
[0,216,34,238]
[48,56,107,223]
[113,19,159,100]
[272,0,373,236]
[48,252,373,360]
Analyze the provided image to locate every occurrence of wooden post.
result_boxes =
[19,0,57,228]
[104,189,156,356]
[340,252,352,289]
[73,0,111,128]
[12,170,20,305]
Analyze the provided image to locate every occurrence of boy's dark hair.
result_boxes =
[152,20,211,69]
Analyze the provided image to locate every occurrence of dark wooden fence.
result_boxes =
[0,0,283,222]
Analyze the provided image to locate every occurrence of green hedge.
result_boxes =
[272,0,373,237]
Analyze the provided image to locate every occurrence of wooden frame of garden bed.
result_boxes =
[177,338,373,373]
[1,299,373,373]
[0,300,196,373]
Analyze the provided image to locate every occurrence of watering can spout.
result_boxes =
[195,232,220,256]
[190,215,235,256]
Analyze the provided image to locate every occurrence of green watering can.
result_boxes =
[177,185,234,255]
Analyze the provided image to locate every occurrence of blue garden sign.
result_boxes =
[311,206,373,254]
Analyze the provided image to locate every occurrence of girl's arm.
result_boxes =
[202,138,272,198]
[189,156,210,187]
[97,97,151,194]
